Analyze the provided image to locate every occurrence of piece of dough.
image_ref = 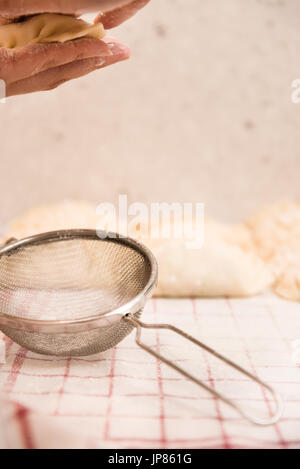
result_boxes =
[247,201,300,301]
[133,218,272,298]
[0,14,105,49]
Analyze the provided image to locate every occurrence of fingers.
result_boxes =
[101,36,130,66]
[96,0,151,29]
[7,56,104,96]
[0,38,111,84]
[0,1,142,22]
[6,37,130,96]
[0,0,147,96]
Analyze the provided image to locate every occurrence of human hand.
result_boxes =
[0,0,151,96]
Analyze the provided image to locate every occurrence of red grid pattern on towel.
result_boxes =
[0,293,300,449]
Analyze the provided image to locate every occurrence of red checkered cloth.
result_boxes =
[0,293,300,449]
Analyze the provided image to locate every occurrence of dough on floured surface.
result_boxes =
[0,14,105,49]
[247,201,300,301]
[273,263,300,302]
[2,201,272,299]
[133,218,271,298]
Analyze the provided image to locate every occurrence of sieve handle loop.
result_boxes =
[124,314,283,426]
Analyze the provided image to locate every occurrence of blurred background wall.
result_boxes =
[0,0,299,225]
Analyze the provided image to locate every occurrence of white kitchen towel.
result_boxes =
[0,293,300,449]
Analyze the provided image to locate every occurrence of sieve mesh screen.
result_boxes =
[0,232,155,356]
[0,237,150,321]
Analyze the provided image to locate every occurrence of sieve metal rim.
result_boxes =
[0,229,158,333]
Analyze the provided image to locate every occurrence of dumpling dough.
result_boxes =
[247,202,300,301]
[0,14,105,49]
[133,219,272,298]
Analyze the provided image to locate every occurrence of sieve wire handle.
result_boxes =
[124,314,283,426]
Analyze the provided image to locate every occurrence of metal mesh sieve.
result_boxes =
[0,230,156,356]
[0,229,283,426]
